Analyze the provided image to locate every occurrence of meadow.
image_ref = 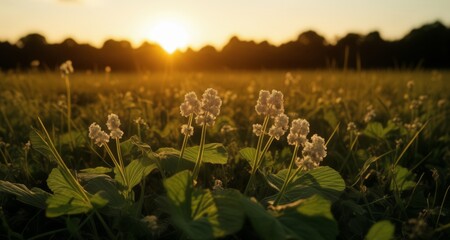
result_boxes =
[0,69,449,239]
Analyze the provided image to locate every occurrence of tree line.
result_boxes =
[1,21,449,71]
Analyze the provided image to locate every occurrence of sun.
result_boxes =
[149,20,189,54]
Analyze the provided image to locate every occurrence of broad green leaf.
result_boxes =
[158,143,228,164]
[163,171,243,239]
[278,195,339,240]
[59,131,86,147]
[239,147,256,167]
[266,166,345,204]
[323,109,338,128]
[130,135,152,153]
[390,165,416,192]
[82,174,128,213]
[115,154,158,190]
[80,166,112,174]
[157,148,195,175]
[46,168,94,217]
[365,220,395,240]
[0,180,50,209]
[239,196,287,240]
[363,122,397,140]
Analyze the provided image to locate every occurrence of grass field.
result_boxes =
[0,69,449,239]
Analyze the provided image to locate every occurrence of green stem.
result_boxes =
[273,144,300,206]
[104,144,128,190]
[178,114,193,171]
[64,76,74,150]
[192,123,207,181]
[244,116,270,195]
[115,138,128,187]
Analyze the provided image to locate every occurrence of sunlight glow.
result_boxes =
[149,20,189,54]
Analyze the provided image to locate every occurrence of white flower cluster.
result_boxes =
[89,123,110,147]
[287,119,310,145]
[268,113,289,140]
[255,90,284,117]
[106,113,124,139]
[180,92,201,117]
[180,124,194,137]
[195,88,222,127]
[252,124,263,136]
[296,134,327,170]
[364,105,376,123]
[347,122,357,132]
[89,113,124,147]
[60,60,74,76]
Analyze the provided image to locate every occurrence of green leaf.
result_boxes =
[365,220,395,240]
[115,154,158,190]
[46,168,94,217]
[59,131,86,147]
[266,166,345,204]
[390,165,416,192]
[279,195,339,240]
[82,174,128,213]
[363,122,396,140]
[79,166,112,174]
[157,148,195,175]
[0,180,50,209]
[29,130,56,162]
[158,143,227,164]
[163,170,243,239]
[239,147,256,167]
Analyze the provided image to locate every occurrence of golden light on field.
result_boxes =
[148,20,189,54]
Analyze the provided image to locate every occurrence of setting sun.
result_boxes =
[149,20,189,54]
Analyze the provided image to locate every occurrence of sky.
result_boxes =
[1,0,450,51]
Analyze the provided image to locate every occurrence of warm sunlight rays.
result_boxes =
[149,20,189,54]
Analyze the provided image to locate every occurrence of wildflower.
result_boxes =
[395,139,403,149]
[141,215,159,232]
[195,88,222,126]
[89,123,110,147]
[106,113,124,139]
[347,122,357,132]
[255,90,285,117]
[364,105,376,123]
[302,134,327,164]
[255,90,270,115]
[180,92,201,117]
[437,99,447,108]
[295,156,319,170]
[23,141,31,151]
[180,124,194,136]
[252,124,263,136]
[287,118,310,145]
[268,113,289,140]
[220,124,236,134]
[212,179,224,191]
[409,99,420,110]
[407,81,414,90]
[392,116,402,126]
[134,117,147,126]
[60,60,74,76]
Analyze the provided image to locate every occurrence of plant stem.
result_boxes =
[104,144,128,190]
[244,116,270,195]
[64,75,74,150]
[192,123,207,181]
[273,144,300,206]
[178,114,193,171]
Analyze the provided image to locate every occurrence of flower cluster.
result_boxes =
[89,113,124,146]
[60,60,74,76]
[180,92,201,117]
[296,134,327,170]
[89,123,110,147]
[106,113,124,139]
[180,124,194,137]
[195,88,222,126]
[268,113,289,140]
[255,90,284,117]
[364,104,376,123]
[287,119,310,145]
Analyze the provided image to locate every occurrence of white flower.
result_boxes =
[60,60,74,76]
[212,179,224,191]
[23,141,31,151]
[295,156,319,170]
[106,113,123,139]
[302,134,327,164]
[252,124,263,136]
[287,118,310,145]
[268,113,289,140]
[364,105,376,123]
[195,88,222,126]
[180,92,201,117]
[181,124,194,136]
[267,90,284,118]
[255,90,270,115]
[89,122,110,147]
[347,122,357,132]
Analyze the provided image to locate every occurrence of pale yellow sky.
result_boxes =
[1,0,449,50]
